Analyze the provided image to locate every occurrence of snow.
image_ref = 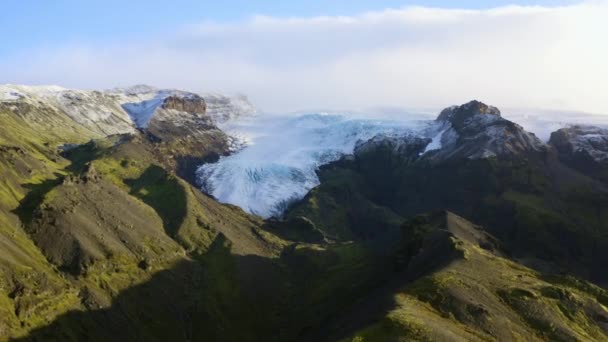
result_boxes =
[0,85,136,134]
[109,86,256,127]
[203,93,257,123]
[422,128,447,154]
[197,113,420,218]
[0,91,24,101]
[122,97,165,128]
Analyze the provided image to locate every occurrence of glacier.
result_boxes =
[196,113,427,218]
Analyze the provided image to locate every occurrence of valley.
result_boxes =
[0,86,607,341]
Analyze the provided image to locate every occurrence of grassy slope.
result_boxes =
[297,149,608,284]
[2,101,608,341]
[0,105,286,340]
[0,106,107,338]
[342,213,608,342]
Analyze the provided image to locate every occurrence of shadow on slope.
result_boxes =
[10,234,283,342]
[125,165,187,238]
[12,174,63,225]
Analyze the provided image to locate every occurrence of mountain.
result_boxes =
[550,125,608,184]
[341,211,608,341]
[1,90,608,342]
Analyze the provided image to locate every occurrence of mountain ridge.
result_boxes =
[1,91,608,341]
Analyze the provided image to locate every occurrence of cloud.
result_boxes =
[2,1,608,114]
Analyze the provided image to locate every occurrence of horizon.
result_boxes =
[1,0,607,115]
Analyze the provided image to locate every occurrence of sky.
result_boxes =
[1,0,607,114]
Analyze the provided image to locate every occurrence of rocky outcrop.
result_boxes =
[436,100,501,129]
[355,133,431,160]
[161,95,207,114]
[203,93,257,124]
[111,86,255,127]
[550,125,608,163]
[356,100,546,164]
[428,100,546,161]
[549,125,608,183]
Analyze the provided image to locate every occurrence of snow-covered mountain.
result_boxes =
[0,84,256,136]
[195,101,608,219]
[0,84,135,135]
[106,85,256,128]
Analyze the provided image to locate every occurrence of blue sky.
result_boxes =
[0,0,579,55]
[1,1,606,114]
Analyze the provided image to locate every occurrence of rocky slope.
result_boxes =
[430,100,546,160]
[341,212,608,341]
[291,100,608,282]
[550,125,608,184]
[355,100,546,162]
[0,84,135,136]
[106,85,256,128]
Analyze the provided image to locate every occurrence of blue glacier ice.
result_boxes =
[196,113,427,218]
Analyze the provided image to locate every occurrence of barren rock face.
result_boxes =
[550,125,608,163]
[549,125,608,184]
[161,95,207,115]
[436,100,501,129]
[428,100,545,161]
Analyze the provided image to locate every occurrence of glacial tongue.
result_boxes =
[196,114,417,218]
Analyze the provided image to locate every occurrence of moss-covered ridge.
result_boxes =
[2,98,608,342]
[343,212,608,342]
[0,104,279,340]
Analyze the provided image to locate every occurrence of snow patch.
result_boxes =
[422,128,447,154]
[122,97,165,128]
[0,91,24,101]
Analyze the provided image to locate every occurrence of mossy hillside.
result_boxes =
[88,152,272,256]
[0,107,109,341]
[287,164,405,242]
[312,147,608,283]
[0,101,288,340]
[2,114,373,341]
[0,105,112,210]
[275,241,394,340]
[28,174,186,275]
[343,215,608,342]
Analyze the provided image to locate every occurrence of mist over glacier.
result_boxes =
[196,113,426,218]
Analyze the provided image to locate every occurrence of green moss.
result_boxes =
[541,275,608,306]
[13,176,63,225]
[124,165,187,238]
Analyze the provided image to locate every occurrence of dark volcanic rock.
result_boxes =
[436,100,502,129]
[355,101,546,164]
[429,100,545,161]
[550,125,608,183]
[355,133,431,161]
[550,125,608,163]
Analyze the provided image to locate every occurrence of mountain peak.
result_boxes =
[437,100,501,128]
[424,100,544,160]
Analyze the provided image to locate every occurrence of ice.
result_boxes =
[197,113,421,218]
[122,97,165,128]
[422,128,447,154]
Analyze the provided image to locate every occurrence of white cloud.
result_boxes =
[2,1,608,114]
